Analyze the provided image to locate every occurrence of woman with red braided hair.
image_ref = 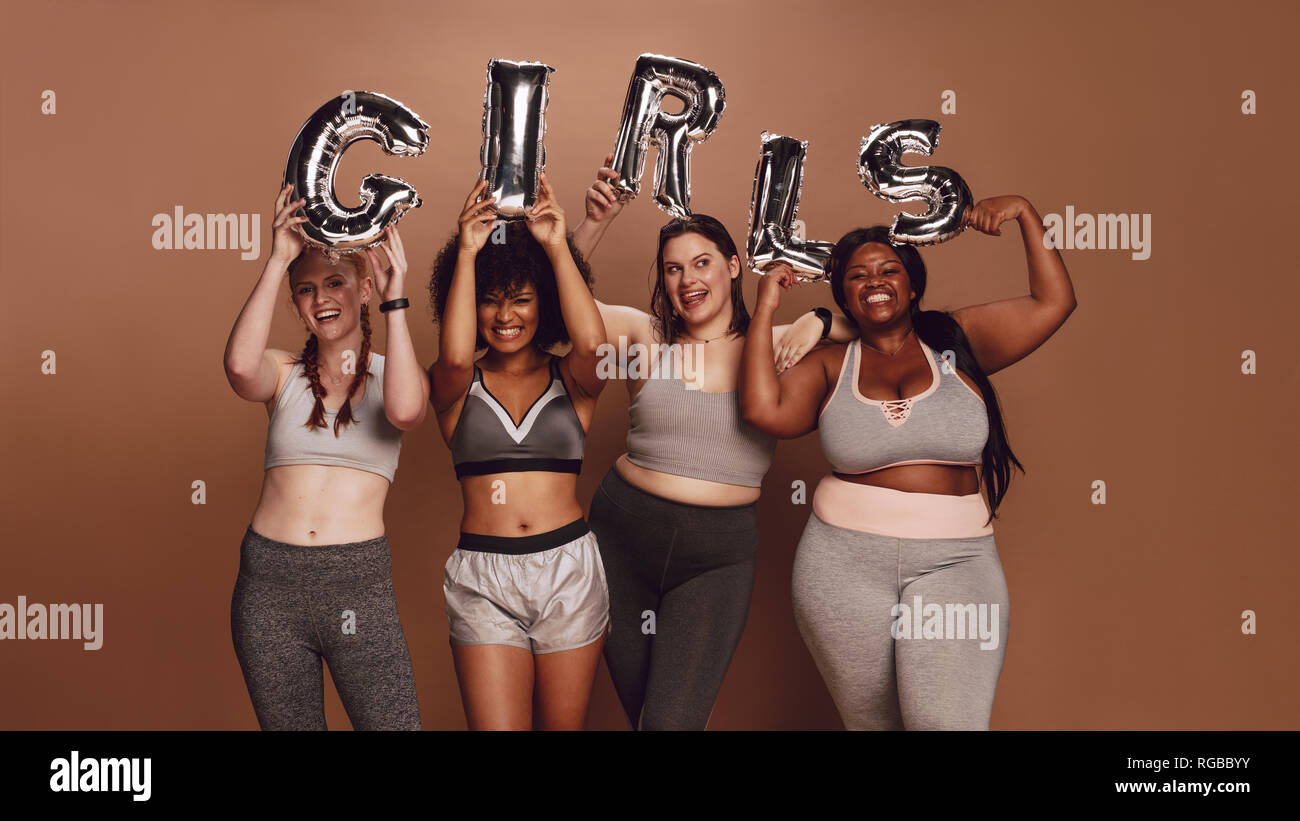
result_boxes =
[221,183,426,730]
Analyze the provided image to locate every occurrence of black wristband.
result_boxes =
[812,307,833,340]
[379,298,410,314]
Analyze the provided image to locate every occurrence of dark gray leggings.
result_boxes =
[588,467,757,730]
[230,526,422,730]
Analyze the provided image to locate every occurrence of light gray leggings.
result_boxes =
[792,512,1010,730]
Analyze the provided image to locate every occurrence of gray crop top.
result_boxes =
[818,339,987,474]
[264,352,402,481]
[626,376,776,488]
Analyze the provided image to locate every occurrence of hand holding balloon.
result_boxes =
[756,261,796,314]
[458,179,498,255]
[584,153,625,226]
[283,91,430,254]
[364,224,408,302]
[525,173,568,250]
[270,183,309,267]
[964,196,1027,237]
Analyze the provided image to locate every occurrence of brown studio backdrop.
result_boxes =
[1,0,1297,729]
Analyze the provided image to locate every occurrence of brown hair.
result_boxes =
[650,215,749,345]
[285,249,372,437]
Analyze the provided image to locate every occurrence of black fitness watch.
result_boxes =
[812,307,833,340]
[379,298,410,313]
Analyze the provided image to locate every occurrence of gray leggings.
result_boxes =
[230,526,422,730]
[792,512,1009,730]
[588,467,758,730]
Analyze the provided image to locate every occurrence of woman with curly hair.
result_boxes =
[222,183,426,730]
[427,175,608,730]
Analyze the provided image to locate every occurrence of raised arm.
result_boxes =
[430,180,496,418]
[570,152,624,261]
[223,183,307,402]
[952,196,1077,375]
[363,224,429,431]
[740,269,835,439]
[526,174,607,399]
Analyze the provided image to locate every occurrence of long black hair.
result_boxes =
[829,226,1023,522]
[650,214,750,345]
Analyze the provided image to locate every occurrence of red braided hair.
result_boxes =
[286,249,373,437]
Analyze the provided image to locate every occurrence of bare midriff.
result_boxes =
[615,453,761,507]
[834,463,980,496]
[250,464,390,545]
[459,472,586,537]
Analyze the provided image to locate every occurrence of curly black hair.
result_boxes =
[428,221,595,351]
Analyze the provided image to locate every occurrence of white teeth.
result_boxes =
[493,327,522,337]
[866,293,891,304]
[316,310,341,320]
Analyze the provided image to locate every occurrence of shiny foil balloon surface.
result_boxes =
[746,132,834,283]
[283,91,430,254]
[858,119,971,245]
[609,54,725,219]
[480,59,555,220]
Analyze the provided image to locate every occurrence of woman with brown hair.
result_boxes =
[571,155,858,730]
[222,183,426,730]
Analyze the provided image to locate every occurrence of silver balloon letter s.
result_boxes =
[858,119,972,245]
[480,59,555,220]
[283,91,430,254]
[610,54,725,219]
[747,132,834,283]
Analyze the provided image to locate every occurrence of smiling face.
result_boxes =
[660,231,739,331]
[289,252,372,339]
[478,282,540,352]
[841,242,915,328]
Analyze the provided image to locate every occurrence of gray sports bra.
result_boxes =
[264,352,402,481]
[626,375,776,488]
[449,358,585,479]
[819,339,987,474]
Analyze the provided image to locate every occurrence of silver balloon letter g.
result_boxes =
[283,90,430,254]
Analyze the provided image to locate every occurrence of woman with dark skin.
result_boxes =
[740,196,1076,729]
[428,175,608,730]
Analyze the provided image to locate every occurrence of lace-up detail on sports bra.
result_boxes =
[878,398,914,427]
[817,339,989,475]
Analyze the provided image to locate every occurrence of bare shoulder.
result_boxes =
[264,348,299,411]
[806,340,850,379]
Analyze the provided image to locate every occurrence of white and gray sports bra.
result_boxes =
[818,339,987,475]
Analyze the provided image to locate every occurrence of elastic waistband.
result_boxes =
[596,466,758,534]
[457,518,589,555]
[812,475,993,539]
[239,526,392,587]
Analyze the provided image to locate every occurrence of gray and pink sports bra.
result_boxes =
[818,339,988,475]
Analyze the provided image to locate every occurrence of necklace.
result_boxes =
[862,327,915,357]
[681,329,731,344]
